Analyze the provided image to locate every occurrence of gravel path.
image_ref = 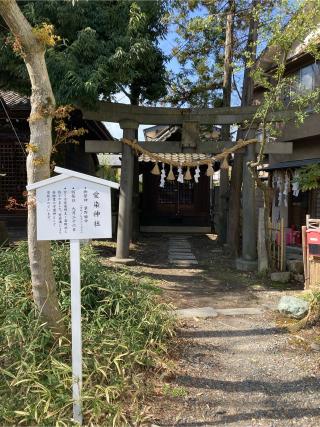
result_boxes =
[101,234,320,426]
[151,313,320,426]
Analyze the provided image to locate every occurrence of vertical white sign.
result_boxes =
[27,168,119,425]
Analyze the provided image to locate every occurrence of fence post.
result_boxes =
[302,225,308,289]
[280,217,285,272]
[258,208,268,273]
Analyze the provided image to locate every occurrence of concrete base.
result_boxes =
[236,257,258,272]
[109,257,135,265]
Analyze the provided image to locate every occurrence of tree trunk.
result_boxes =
[0,0,64,334]
[218,0,234,245]
[227,1,258,255]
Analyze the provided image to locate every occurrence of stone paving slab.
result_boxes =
[176,306,263,318]
[169,254,196,260]
[168,236,197,266]
[168,252,194,257]
[169,251,194,257]
[215,307,262,316]
[176,307,218,318]
[169,259,199,266]
[169,252,195,257]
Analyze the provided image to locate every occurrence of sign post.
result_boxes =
[27,167,119,424]
[70,239,82,424]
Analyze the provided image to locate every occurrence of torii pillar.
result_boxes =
[112,119,138,263]
[236,131,258,271]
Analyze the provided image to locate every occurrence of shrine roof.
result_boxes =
[0,90,29,109]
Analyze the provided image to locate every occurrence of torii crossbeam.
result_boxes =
[82,101,293,269]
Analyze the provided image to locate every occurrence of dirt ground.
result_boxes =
[99,234,320,427]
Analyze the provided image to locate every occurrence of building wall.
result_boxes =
[269,138,320,166]
[0,140,27,213]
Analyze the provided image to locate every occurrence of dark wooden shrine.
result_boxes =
[0,90,113,220]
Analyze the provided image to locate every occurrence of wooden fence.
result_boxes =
[269,218,286,272]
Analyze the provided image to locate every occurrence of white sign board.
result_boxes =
[27,167,119,425]
[36,177,111,240]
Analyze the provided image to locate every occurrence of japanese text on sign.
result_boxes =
[36,177,112,240]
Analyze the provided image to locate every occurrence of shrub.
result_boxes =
[0,242,174,425]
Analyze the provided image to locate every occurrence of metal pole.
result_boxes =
[70,239,82,425]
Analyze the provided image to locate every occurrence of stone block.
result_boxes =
[176,306,218,318]
[270,271,291,283]
[236,257,258,271]
[287,259,304,274]
[278,295,309,319]
[294,273,304,283]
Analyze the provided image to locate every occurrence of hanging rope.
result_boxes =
[120,137,258,168]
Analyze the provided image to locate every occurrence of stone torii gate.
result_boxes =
[83,102,292,271]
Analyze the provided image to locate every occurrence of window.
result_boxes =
[159,181,194,205]
[296,62,320,92]
[283,62,320,106]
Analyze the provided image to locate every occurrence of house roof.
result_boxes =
[141,124,221,163]
[0,90,29,110]
[263,158,320,171]
[0,89,113,140]
[256,3,320,73]
[27,166,120,191]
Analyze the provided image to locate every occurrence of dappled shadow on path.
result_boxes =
[176,375,320,395]
[181,326,285,338]
[158,407,320,426]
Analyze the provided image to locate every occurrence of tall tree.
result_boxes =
[167,0,225,107]
[0,0,63,333]
[227,0,258,255]
[167,0,259,245]
[218,0,235,245]
[0,0,168,106]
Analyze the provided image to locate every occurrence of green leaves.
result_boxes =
[0,0,168,106]
[295,164,320,191]
[0,242,175,425]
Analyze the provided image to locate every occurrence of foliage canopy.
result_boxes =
[0,0,168,106]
